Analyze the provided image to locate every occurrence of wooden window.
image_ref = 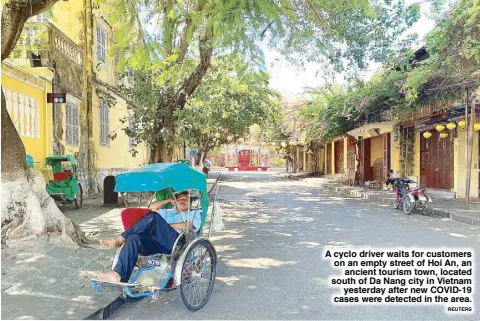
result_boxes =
[96,25,107,64]
[99,99,109,146]
[66,103,79,146]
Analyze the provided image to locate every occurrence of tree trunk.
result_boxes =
[78,0,96,193]
[1,0,93,246]
[1,89,93,246]
[465,91,477,209]
[149,104,176,163]
[148,37,213,164]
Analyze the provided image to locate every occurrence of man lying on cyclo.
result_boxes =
[96,191,201,283]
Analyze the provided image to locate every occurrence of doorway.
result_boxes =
[335,140,344,174]
[420,131,454,189]
[326,144,332,174]
[359,138,371,183]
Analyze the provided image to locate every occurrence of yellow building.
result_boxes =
[1,62,53,169]
[312,101,480,199]
[2,2,150,193]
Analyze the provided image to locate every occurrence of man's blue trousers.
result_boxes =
[114,212,179,282]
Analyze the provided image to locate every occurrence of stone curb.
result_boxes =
[300,179,478,226]
[84,173,222,320]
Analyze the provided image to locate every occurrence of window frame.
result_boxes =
[99,99,110,147]
[65,103,79,146]
[96,24,108,65]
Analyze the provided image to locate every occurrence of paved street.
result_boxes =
[109,171,480,320]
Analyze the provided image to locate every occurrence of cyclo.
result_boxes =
[91,163,217,311]
[45,155,83,209]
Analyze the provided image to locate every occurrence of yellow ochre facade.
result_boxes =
[292,118,479,199]
[2,1,151,191]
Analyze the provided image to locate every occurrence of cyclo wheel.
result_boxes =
[177,239,216,311]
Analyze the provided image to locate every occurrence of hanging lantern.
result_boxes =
[474,123,480,132]
[215,132,221,138]
[440,132,449,139]
[458,120,466,129]
[446,122,456,130]
[238,137,244,143]
[227,135,233,141]
[423,131,432,139]
[281,141,287,148]
[435,124,445,132]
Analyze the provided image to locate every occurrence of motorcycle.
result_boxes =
[394,178,412,210]
[403,185,433,215]
[394,178,433,215]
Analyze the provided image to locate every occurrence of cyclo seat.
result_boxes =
[119,208,199,263]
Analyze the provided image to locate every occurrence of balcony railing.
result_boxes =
[18,22,83,68]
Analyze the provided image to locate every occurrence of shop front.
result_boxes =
[347,122,393,185]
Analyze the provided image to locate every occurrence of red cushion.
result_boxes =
[121,208,151,230]
[53,172,72,182]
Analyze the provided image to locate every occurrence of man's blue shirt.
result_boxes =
[156,208,202,233]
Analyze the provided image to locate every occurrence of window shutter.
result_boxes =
[73,105,79,146]
[66,104,71,145]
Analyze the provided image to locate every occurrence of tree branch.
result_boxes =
[174,23,213,109]
[1,0,60,61]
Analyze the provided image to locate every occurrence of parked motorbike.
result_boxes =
[394,178,412,210]
[403,184,433,215]
[393,178,433,215]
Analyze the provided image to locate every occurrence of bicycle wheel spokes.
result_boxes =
[178,240,216,311]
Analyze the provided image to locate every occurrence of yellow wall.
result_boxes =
[390,132,401,173]
[50,1,85,45]
[369,136,383,166]
[1,63,52,169]
[92,91,149,169]
[454,131,479,198]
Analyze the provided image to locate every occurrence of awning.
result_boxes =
[347,122,393,137]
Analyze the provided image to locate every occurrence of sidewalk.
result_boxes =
[1,172,221,320]
[297,176,480,226]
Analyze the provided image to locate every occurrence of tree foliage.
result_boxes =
[402,0,480,102]
[175,55,280,161]
[279,0,480,149]
[106,0,421,162]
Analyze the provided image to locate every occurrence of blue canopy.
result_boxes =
[115,163,210,236]
[114,163,207,193]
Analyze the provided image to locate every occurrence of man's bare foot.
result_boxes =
[96,271,121,282]
[99,236,124,249]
